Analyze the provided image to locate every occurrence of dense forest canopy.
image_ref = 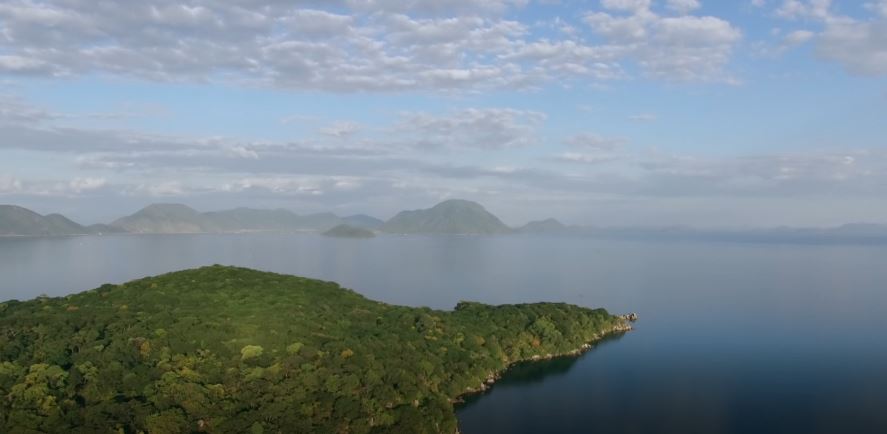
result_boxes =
[0,266,629,433]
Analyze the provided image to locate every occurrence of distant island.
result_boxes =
[518,218,569,234]
[323,224,376,238]
[381,199,513,235]
[0,266,632,433]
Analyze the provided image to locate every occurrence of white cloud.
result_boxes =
[0,175,22,193]
[772,0,887,76]
[135,181,186,197]
[0,175,109,197]
[395,108,546,150]
[6,91,886,226]
[0,55,58,75]
[66,177,107,193]
[280,9,354,37]
[584,4,742,82]
[869,0,887,18]
[0,0,744,90]
[346,0,528,16]
[635,149,885,196]
[757,28,816,56]
[783,29,815,46]
[319,121,361,138]
[557,152,620,164]
[600,0,652,13]
[556,133,626,165]
[222,177,324,195]
[666,0,702,14]
[564,133,627,150]
[221,175,367,196]
[0,94,56,123]
[500,40,625,80]
[775,0,832,20]
[817,19,887,75]
[225,146,260,159]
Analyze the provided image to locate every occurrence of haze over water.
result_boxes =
[2,233,886,433]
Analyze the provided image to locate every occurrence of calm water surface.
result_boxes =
[2,233,886,433]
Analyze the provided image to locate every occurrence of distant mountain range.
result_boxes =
[4,201,887,243]
[0,203,383,236]
[0,199,517,236]
[110,204,373,234]
[0,205,121,236]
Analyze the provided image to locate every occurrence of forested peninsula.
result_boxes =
[0,266,632,433]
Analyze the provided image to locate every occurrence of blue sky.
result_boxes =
[1,0,886,226]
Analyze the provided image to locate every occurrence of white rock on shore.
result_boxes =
[618,312,639,322]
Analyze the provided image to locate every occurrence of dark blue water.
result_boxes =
[2,234,886,433]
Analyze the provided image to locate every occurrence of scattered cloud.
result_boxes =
[1,2,886,225]
[600,0,652,13]
[557,152,622,164]
[775,0,832,20]
[563,133,627,150]
[555,133,627,165]
[0,94,163,125]
[772,0,887,75]
[394,108,546,150]
[0,175,111,197]
[666,0,702,14]
[817,17,887,75]
[0,175,22,193]
[66,177,107,193]
[783,29,815,46]
[634,149,883,197]
[225,145,260,160]
[756,28,816,56]
[319,121,361,138]
[0,0,746,91]
[868,0,887,17]
[584,2,743,82]
[221,177,324,195]
[0,55,58,75]
[0,94,57,124]
[133,181,187,197]
[4,90,883,207]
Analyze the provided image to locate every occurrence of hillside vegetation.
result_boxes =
[0,266,628,433]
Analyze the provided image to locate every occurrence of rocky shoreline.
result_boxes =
[451,313,638,407]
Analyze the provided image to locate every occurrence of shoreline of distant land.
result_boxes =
[5,201,887,244]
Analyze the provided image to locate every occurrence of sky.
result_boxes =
[0,0,886,227]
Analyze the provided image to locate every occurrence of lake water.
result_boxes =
[2,233,886,433]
